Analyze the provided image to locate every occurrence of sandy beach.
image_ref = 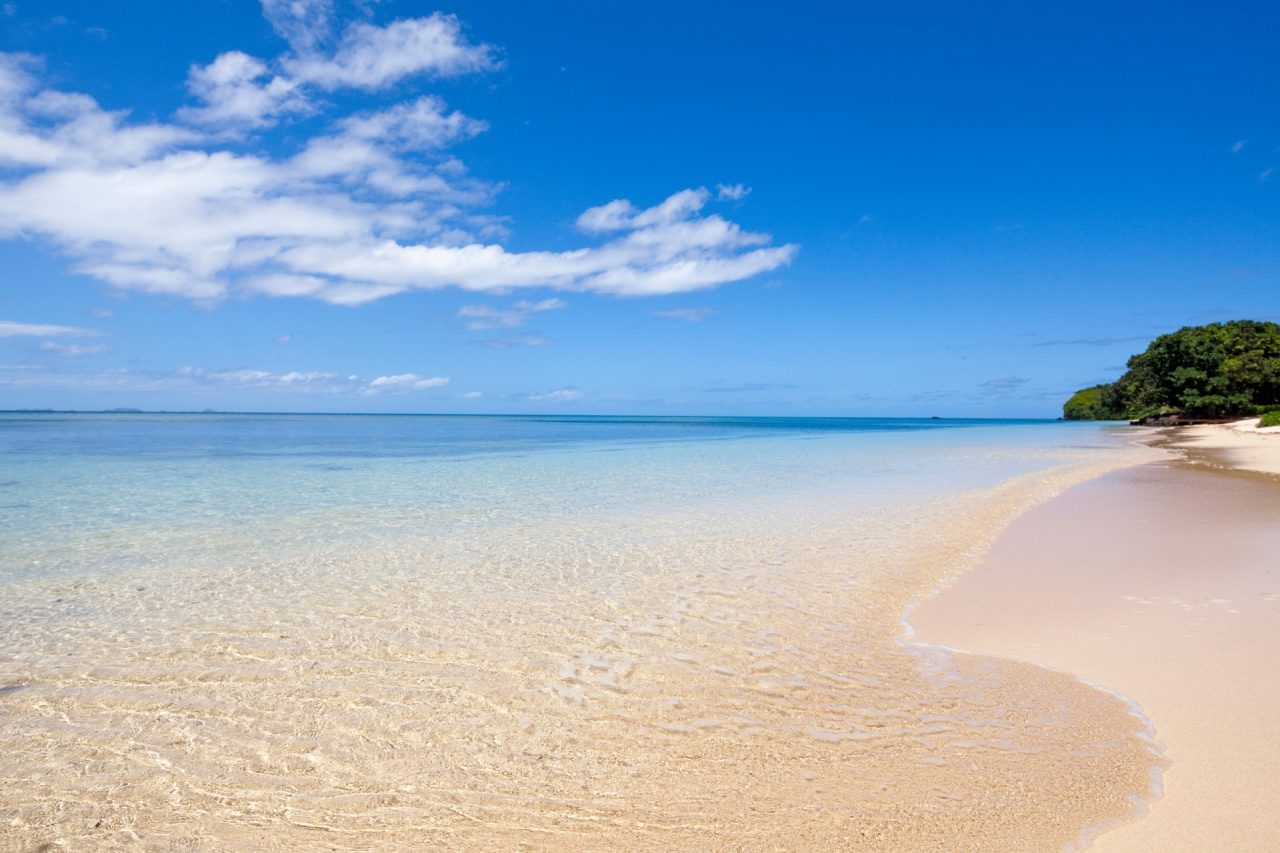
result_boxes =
[1163,417,1280,477]
[913,422,1280,850]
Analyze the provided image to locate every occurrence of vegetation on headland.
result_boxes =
[1062,320,1280,421]
[1260,410,1280,428]
[1062,384,1124,420]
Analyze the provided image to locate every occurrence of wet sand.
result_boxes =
[912,445,1280,850]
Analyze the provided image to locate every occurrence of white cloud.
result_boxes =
[214,367,332,385]
[715,183,750,201]
[339,96,487,151]
[0,363,448,396]
[37,341,107,356]
[182,8,490,129]
[458,296,565,329]
[180,51,305,128]
[366,373,449,392]
[0,56,193,168]
[274,334,291,344]
[277,370,334,384]
[106,364,347,393]
[0,10,795,307]
[575,198,637,233]
[180,365,343,389]
[0,320,96,337]
[461,390,483,399]
[1232,139,1246,154]
[284,14,495,91]
[653,306,714,322]
[578,188,716,233]
[530,388,582,403]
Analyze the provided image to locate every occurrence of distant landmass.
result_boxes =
[1063,320,1280,422]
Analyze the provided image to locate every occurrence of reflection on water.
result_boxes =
[0,415,1160,849]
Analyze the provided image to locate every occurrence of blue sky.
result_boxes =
[1,1,1276,416]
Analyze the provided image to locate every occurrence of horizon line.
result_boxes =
[0,408,1073,422]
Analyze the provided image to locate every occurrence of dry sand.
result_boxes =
[912,432,1280,851]
[1167,417,1280,476]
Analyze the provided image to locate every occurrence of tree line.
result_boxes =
[1063,320,1280,421]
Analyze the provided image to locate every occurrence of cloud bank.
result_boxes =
[0,6,795,307]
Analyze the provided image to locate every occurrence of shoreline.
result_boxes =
[1158,416,1280,477]
[910,423,1280,850]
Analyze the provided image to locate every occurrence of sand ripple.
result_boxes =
[0,453,1162,850]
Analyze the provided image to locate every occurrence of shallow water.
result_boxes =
[0,414,1161,849]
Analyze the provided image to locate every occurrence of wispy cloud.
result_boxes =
[180,10,494,129]
[0,359,456,396]
[283,14,497,93]
[37,341,107,356]
[365,373,450,392]
[715,183,750,201]
[458,297,564,329]
[484,334,555,349]
[1232,139,1247,153]
[529,388,581,402]
[0,7,795,307]
[653,306,715,323]
[0,320,97,337]
[259,0,334,55]
[976,375,1029,395]
[180,366,340,388]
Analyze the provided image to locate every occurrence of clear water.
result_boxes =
[0,413,1119,582]
[0,413,1161,849]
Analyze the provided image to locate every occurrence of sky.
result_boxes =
[1,1,1277,416]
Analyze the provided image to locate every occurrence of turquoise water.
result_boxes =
[0,413,1160,849]
[1,412,1118,582]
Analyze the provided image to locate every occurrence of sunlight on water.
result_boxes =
[0,414,1162,849]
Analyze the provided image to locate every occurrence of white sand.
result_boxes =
[912,439,1280,851]
[1167,417,1280,476]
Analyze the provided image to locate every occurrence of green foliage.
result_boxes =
[1063,320,1280,420]
[1260,410,1280,428]
[1062,384,1127,420]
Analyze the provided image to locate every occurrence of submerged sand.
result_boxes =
[0,447,1165,851]
[913,433,1280,850]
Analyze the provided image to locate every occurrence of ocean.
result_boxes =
[0,413,1161,849]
